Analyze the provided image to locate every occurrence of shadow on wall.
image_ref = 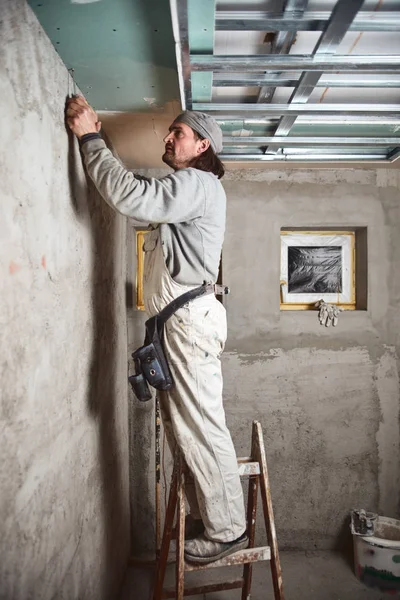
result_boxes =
[335,514,354,569]
[66,123,126,596]
[127,245,155,557]
[130,387,156,557]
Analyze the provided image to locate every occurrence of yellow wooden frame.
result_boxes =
[136,229,149,310]
[280,230,356,311]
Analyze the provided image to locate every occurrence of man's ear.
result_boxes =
[197,138,210,155]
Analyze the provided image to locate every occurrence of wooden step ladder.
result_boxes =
[152,420,285,600]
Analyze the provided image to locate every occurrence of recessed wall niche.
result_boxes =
[280,227,367,311]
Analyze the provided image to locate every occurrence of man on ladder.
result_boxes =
[66,98,248,564]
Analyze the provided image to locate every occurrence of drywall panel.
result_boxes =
[27,0,179,111]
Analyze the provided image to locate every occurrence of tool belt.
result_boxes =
[129,282,229,402]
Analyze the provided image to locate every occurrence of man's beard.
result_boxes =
[162,150,177,168]
[162,149,193,170]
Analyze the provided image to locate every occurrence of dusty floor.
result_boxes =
[120,550,391,600]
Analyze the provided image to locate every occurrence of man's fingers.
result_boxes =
[66,103,95,118]
[69,94,87,106]
[66,96,92,112]
[66,105,87,118]
[66,101,84,114]
[65,94,99,137]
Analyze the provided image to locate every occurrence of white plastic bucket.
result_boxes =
[353,516,400,594]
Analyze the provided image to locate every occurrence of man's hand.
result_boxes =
[66,95,102,139]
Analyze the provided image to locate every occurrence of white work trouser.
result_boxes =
[142,228,246,542]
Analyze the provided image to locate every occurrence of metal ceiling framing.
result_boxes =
[170,0,400,164]
[215,11,400,32]
[256,0,309,105]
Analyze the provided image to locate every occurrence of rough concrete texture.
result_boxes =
[126,166,400,559]
[221,171,400,551]
[121,551,389,600]
[0,2,130,598]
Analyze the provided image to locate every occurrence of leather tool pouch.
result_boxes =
[129,315,173,402]
[129,283,217,402]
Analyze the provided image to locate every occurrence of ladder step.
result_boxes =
[184,546,271,571]
[237,460,260,476]
[162,578,243,598]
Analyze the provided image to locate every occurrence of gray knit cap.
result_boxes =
[174,111,223,154]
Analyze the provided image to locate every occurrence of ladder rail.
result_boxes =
[242,424,259,600]
[153,420,285,600]
[254,421,285,599]
[176,452,186,600]
[153,454,179,600]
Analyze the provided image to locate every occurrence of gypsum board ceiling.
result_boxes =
[28,0,180,111]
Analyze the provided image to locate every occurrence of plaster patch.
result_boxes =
[224,346,377,460]
[236,348,284,365]
[376,169,400,189]
[143,98,159,108]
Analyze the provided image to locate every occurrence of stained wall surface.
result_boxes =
[222,167,400,550]
[0,2,130,598]
[126,164,400,555]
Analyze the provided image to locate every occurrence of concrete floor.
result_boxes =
[120,550,391,600]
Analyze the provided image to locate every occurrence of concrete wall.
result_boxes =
[0,3,130,598]
[126,166,400,556]
[222,167,400,550]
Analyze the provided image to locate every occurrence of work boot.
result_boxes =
[184,531,249,564]
[184,515,205,540]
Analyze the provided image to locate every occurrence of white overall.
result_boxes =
[143,227,246,542]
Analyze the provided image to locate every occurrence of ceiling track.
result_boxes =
[215,11,400,33]
[255,0,309,106]
[169,0,400,164]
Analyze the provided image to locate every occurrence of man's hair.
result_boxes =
[190,131,225,179]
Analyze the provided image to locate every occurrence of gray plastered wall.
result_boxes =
[127,166,400,555]
[0,2,130,598]
[222,167,400,550]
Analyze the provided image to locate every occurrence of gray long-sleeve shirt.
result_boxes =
[81,138,226,285]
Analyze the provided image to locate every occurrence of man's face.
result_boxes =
[162,122,210,169]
